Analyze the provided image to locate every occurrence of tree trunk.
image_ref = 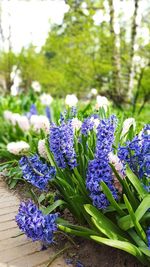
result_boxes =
[127,0,139,99]
[108,0,122,103]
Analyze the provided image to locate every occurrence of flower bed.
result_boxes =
[0,99,149,266]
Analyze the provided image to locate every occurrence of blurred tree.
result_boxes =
[0,0,149,108]
[127,0,139,99]
[0,3,17,93]
[42,0,114,97]
[108,0,122,103]
[18,45,46,90]
[0,51,17,92]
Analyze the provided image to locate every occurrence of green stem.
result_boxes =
[46,245,70,267]
[0,160,17,166]
[56,230,78,248]
[58,224,93,239]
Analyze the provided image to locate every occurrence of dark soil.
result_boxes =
[73,239,146,267]
[52,233,146,267]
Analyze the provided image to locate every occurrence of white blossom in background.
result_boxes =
[30,115,50,134]
[10,67,22,96]
[65,94,78,107]
[3,110,13,121]
[95,95,109,112]
[108,152,124,193]
[121,118,136,138]
[91,88,98,96]
[38,139,48,160]
[10,84,19,96]
[17,116,30,132]
[40,93,53,106]
[10,65,17,80]
[10,113,21,125]
[31,81,41,92]
[7,141,30,155]
[14,70,22,86]
[4,111,30,131]
[71,118,82,131]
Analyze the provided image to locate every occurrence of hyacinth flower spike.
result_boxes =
[49,121,77,170]
[86,115,119,210]
[15,200,58,245]
[19,154,56,191]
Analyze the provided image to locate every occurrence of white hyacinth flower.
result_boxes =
[91,88,98,96]
[31,81,41,92]
[10,84,19,96]
[7,141,30,155]
[17,116,30,132]
[71,118,82,131]
[95,95,109,112]
[30,115,50,134]
[121,118,136,138]
[38,139,48,160]
[40,93,53,106]
[65,94,78,107]
[3,110,13,121]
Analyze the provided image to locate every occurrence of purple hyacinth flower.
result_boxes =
[15,200,58,244]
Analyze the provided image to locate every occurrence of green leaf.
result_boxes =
[42,200,66,215]
[126,165,147,199]
[123,195,147,243]
[140,247,150,258]
[84,204,128,241]
[90,235,148,265]
[118,195,150,230]
[104,203,126,213]
[128,229,147,248]
[9,179,18,189]
[38,193,46,204]
[101,181,126,216]
[110,163,139,209]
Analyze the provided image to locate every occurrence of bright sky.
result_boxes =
[0,0,149,53]
[0,0,69,52]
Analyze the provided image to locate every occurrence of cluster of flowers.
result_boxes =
[15,109,150,252]
[4,110,30,131]
[16,200,58,244]
[7,141,30,155]
[4,106,50,134]
[50,120,77,169]
[19,154,56,190]
[86,116,119,209]
[49,113,126,209]
[64,92,110,112]
[118,124,150,190]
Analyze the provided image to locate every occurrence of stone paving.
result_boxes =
[0,178,69,267]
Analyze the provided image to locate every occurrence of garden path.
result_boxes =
[0,177,69,267]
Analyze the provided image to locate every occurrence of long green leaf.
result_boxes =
[110,163,138,209]
[42,200,66,215]
[118,195,150,230]
[123,195,147,243]
[84,204,128,240]
[91,235,148,265]
[101,181,126,216]
[126,166,147,199]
